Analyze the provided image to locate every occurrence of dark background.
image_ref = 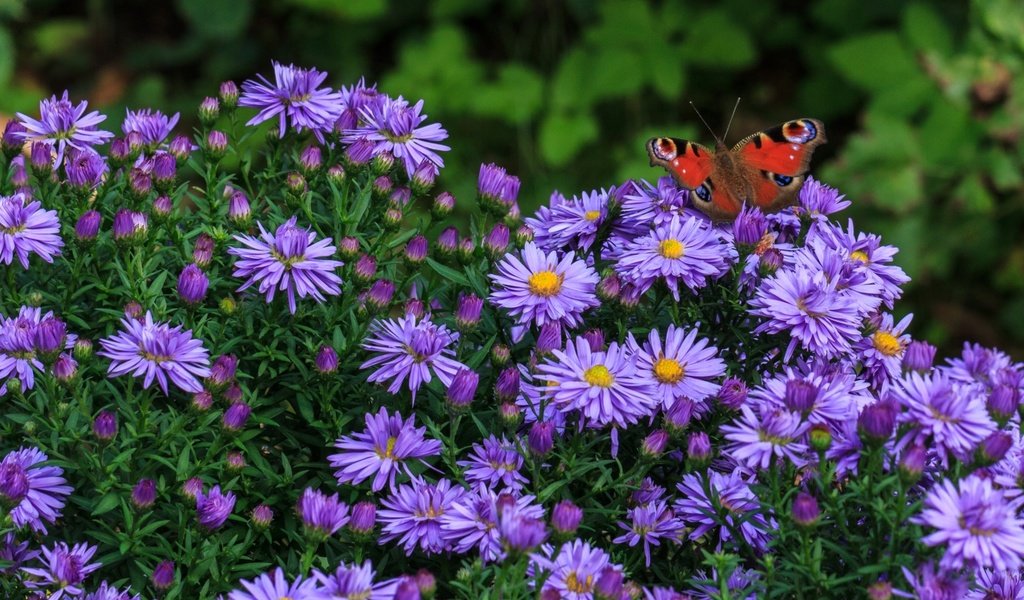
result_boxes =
[1,0,1022,359]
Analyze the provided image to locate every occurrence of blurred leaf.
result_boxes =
[0,26,11,88]
[383,26,483,112]
[953,173,995,215]
[828,32,919,91]
[285,0,388,19]
[986,150,1023,192]
[472,64,544,125]
[177,0,253,39]
[977,0,1024,51]
[902,3,954,55]
[539,111,598,166]
[682,10,756,68]
[918,99,974,168]
[551,48,594,111]
[30,20,89,59]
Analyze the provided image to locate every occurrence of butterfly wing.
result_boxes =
[732,118,827,212]
[647,137,714,189]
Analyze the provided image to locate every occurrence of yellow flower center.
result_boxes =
[0,224,26,234]
[583,365,614,388]
[872,331,902,357]
[528,271,562,297]
[584,210,601,221]
[565,572,594,593]
[850,250,870,264]
[658,239,685,259]
[376,436,398,459]
[141,351,171,364]
[653,357,685,384]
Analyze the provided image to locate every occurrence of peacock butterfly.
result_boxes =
[647,113,826,222]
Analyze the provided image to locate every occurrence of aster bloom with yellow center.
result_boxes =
[489,242,599,329]
[342,95,450,178]
[378,477,466,556]
[913,474,1024,571]
[328,406,442,492]
[614,215,731,301]
[749,358,874,427]
[16,90,114,168]
[440,487,545,562]
[526,188,614,252]
[226,566,324,600]
[855,312,914,388]
[629,325,726,411]
[619,176,691,235]
[536,336,657,430]
[228,216,343,315]
[0,193,63,270]
[360,314,467,403]
[532,539,621,600]
[457,434,528,492]
[812,219,909,309]
[613,499,685,567]
[97,311,211,395]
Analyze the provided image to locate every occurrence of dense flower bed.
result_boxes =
[1,61,1023,599]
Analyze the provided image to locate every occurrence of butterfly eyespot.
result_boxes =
[773,174,794,187]
[694,183,712,203]
[652,138,678,161]
[784,120,817,143]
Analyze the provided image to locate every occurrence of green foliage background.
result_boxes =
[0,0,1021,357]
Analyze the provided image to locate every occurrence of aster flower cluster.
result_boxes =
[2,64,1023,600]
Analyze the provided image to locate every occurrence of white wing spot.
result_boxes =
[791,144,799,151]
[789,155,795,160]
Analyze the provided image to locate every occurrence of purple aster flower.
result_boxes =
[0,306,61,395]
[536,336,658,429]
[151,560,175,590]
[343,96,450,177]
[0,446,72,533]
[533,539,621,599]
[892,371,995,467]
[690,567,762,600]
[943,342,1020,388]
[328,407,441,492]
[477,163,521,210]
[967,569,1024,600]
[855,313,913,388]
[16,91,113,167]
[795,235,884,317]
[894,562,969,600]
[721,404,810,469]
[0,193,63,269]
[490,242,599,329]
[239,62,344,140]
[228,567,324,600]
[619,176,692,233]
[64,147,107,189]
[675,470,775,552]
[315,560,398,600]
[913,474,1024,571]
[614,215,731,300]
[378,477,466,555]
[749,359,873,427]
[813,219,910,309]
[2,533,40,574]
[195,484,236,530]
[613,499,684,566]
[122,109,179,147]
[629,325,726,410]
[457,435,527,491]
[360,314,467,403]
[22,541,101,600]
[297,487,350,538]
[98,312,211,395]
[440,488,544,561]
[177,263,209,305]
[749,262,862,362]
[229,217,343,314]
[527,188,611,252]
[795,177,850,220]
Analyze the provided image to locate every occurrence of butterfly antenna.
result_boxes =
[689,101,721,145]
[722,97,741,142]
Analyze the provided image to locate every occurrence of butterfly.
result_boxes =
[647,116,826,222]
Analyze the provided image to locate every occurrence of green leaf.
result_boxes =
[681,10,755,68]
[92,492,121,516]
[471,63,544,125]
[538,111,598,167]
[903,3,954,55]
[426,258,470,287]
[0,27,13,88]
[176,0,252,39]
[828,32,920,91]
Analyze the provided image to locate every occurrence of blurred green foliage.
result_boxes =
[0,0,1022,357]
